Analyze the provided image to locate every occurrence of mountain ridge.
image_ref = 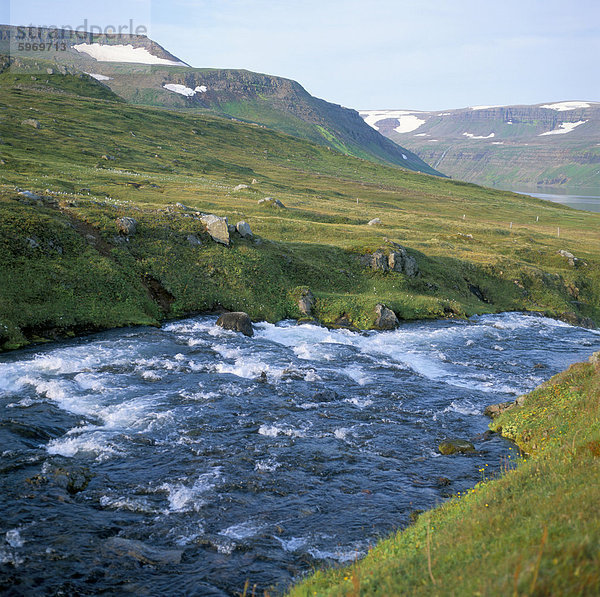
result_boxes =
[0,24,441,176]
[360,101,600,191]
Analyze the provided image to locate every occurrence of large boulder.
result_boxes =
[236,221,253,238]
[116,217,137,237]
[373,304,398,330]
[438,439,476,455]
[233,184,249,191]
[216,312,254,337]
[368,218,382,226]
[297,289,316,316]
[200,214,230,246]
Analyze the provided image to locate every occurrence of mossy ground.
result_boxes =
[1,73,599,350]
[289,359,600,596]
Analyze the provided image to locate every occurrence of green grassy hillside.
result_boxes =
[290,354,600,596]
[0,25,439,176]
[1,71,599,351]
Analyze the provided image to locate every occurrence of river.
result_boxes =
[514,191,600,213]
[1,313,599,595]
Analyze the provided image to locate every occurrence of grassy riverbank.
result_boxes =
[1,73,600,351]
[289,354,600,596]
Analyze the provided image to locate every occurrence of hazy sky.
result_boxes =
[6,0,600,110]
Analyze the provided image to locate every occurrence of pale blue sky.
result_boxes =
[6,0,600,110]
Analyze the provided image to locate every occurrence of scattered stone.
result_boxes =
[558,249,584,267]
[216,312,254,337]
[26,237,40,249]
[18,190,41,200]
[533,362,546,369]
[233,184,249,191]
[236,221,253,238]
[116,217,137,237]
[258,197,286,208]
[373,304,398,330]
[101,154,115,161]
[175,202,191,210]
[200,214,230,246]
[46,68,54,75]
[251,179,259,184]
[186,234,202,247]
[104,537,183,565]
[438,439,476,455]
[228,224,236,235]
[21,118,41,129]
[297,289,315,316]
[590,352,600,370]
[367,218,382,226]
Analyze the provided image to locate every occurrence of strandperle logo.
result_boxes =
[6,20,149,40]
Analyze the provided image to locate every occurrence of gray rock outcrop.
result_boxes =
[360,250,389,272]
[216,312,254,337]
[360,245,419,276]
[389,247,419,277]
[116,217,137,237]
[200,214,229,245]
[233,184,249,191]
[368,218,382,226]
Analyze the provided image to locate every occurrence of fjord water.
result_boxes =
[1,314,599,595]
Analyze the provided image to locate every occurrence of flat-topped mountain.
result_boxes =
[360,101,600,191]
[0,25,440,176]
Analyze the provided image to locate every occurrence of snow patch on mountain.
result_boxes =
[539,121,587,136]
[463,132,495,139]
[359,110,423,131]
[85,72,112,81]
[73,43,187,66]
[163,84,208,97]
[540,101,591,111]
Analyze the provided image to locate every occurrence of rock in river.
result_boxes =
[438,439,476,455]
[216,312,254,337]
[373,304,398,330]
[104,537,183,565]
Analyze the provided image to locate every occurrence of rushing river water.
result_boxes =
[1,313,599,595]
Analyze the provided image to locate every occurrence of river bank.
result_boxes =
[289,351,600,596]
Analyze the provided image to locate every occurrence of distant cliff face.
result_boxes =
[0,24,440,176]
[360,102,600,191]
